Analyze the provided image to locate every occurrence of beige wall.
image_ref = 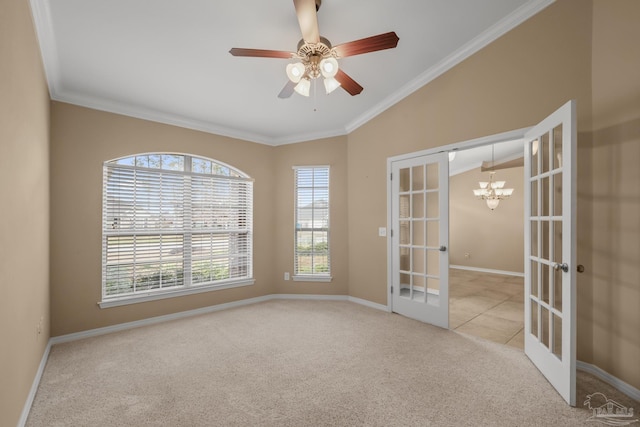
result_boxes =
[586,0,640,389]
[273,138,349,295]
[449,166,524,273]
[49,103,277,336]
[347,0,593,307]
[0,0,50,425]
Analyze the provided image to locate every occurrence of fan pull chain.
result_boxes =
[313,78,318,112]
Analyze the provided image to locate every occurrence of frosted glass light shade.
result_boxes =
[294,78,311,97]
[286,63,305,83]
[486,198,500,210]
[319,57,338,78]
[323,77,341,94]
[479,182,489,189]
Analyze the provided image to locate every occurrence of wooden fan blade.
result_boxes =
[229,48,294,59]
[333,31,399,58]
[293,0,320,44]
[335,69,363,96]
[278,81,296,99]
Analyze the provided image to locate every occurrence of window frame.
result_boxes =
[293,165,332,282]
[100,152,254,308]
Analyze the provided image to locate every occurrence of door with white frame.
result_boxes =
[524,100,577,406]
[390,152,449,328]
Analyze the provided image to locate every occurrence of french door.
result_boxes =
[524,100,577,406]
[390,153,449,328]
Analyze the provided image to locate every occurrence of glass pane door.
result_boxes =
[524,100,576,406]
[391,153,449,328]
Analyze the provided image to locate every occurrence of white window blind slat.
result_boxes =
[102,153,253,301]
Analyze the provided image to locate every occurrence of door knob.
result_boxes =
[439,246,447,252]
[553,263,569,273]
[577,265,585,273]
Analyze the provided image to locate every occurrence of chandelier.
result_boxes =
[472,145,514,210]
[286,37,341,97]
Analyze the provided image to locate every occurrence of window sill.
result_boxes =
[292,275,332,283]
[98,279,255,308]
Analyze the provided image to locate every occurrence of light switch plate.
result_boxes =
[378,227,387,237]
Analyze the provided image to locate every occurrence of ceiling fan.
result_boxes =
[229,0,399,98]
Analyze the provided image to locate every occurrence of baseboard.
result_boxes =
[577,361,640,402]
[276,294,389,311]
[18,340,52,427]
[348,296,389,312]
[273,294,348,302]
[51,294,274,345]
[450,264,524,277]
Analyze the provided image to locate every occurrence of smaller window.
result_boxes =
[293,166,331,282]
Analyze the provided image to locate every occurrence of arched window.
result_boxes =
[101,153,253,307]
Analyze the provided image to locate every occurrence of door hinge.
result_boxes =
[390,286,393,294]
[390,173,393,181]
[390,229,394,238]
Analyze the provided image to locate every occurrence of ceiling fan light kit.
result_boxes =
[286,38,340,96]
[229,0,399,98]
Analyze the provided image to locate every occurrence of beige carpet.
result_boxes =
[27,300,637,426]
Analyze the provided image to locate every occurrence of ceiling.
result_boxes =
[449,139,524,176]
[31,0,552,145]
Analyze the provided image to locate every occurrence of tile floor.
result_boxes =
[449,268,525,349]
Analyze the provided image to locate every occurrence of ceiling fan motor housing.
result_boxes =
[296,36,334,79]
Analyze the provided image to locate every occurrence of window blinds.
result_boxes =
[102,154,253,300]
[294,166,330,276]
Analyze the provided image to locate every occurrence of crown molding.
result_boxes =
[53,88,350,146]
[29,0,59,100]
[32,0,554,146]
[51,90,280,145]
